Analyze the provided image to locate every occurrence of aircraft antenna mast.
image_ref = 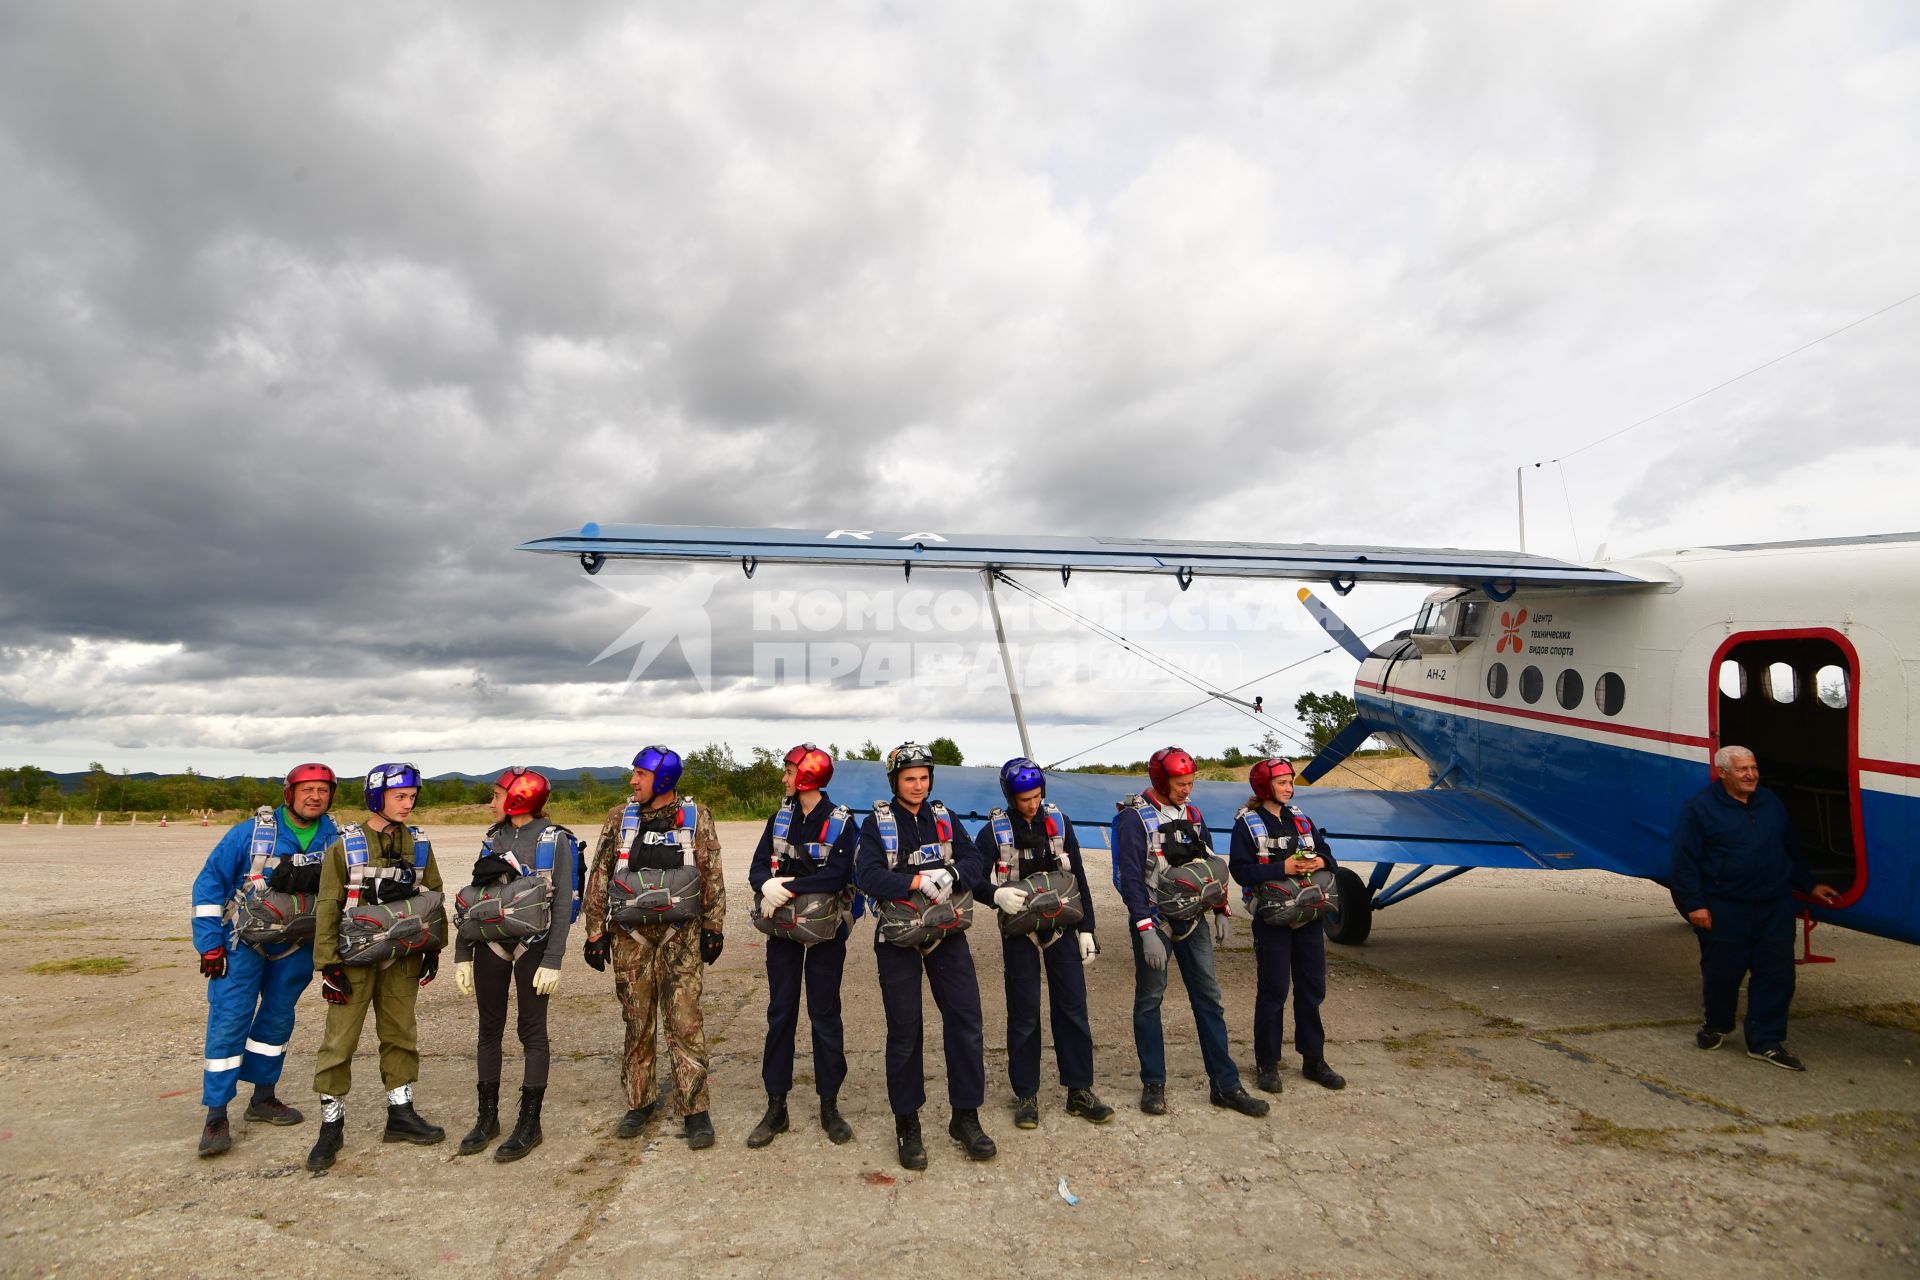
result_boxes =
[981,570,1035,759]
[1515,464,1528,551]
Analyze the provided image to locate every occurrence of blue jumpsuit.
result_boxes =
[191,809,340,1107]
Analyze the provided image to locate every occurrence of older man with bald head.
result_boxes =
[1671,746,1840,1070]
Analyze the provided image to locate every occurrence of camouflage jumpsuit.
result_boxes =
[582,798,725,1115]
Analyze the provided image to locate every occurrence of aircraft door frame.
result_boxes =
[1707,627,1866,906]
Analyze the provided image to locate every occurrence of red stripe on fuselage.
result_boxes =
[1357,679,1715,750]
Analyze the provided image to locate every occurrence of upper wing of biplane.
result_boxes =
[517,522,1663,593]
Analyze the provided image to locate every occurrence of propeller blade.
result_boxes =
[1297,587,1372,662]
[1301,718,1379,784]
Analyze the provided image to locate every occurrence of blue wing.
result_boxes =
[1287,786,1626,873]
[518,522,1659,591]
[804,762,1619,874]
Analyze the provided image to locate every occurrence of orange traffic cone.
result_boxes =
[17,811,25,826]
[94,813,102,827]
[56,813,65,827]
[160,814,169,828]
[200,812,210,827]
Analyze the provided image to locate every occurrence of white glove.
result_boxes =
[918,868,955,904]
[1212,912,1231,945]
[1078,932,1098,966]
[532,966,561,997]
[453,960,474,996]
[993,886,1030,915]
[761,878,795,913]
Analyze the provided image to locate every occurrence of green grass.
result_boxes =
[25,956,132,976]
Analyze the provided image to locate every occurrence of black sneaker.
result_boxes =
[1012,1096,1039,1130]
[197,1113,231,1158]
[244,1096,305,1126]
[1139,1082,1167,1115]
[1065,1088,1114,1125]
[1255,1063,1284,1094]
[1208,1084,1270,1118]
[1748,1046,1805,1071]
[1695,1026,1726,1051]
[616,1102,657,1139]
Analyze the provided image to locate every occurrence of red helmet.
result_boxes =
[1147,746,1198,794]
[283,763,337,809]
[493,767,551,817]
[1248,757,1295,800]
[783,742,834,792]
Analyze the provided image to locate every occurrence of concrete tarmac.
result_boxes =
[0,821,1914,1277]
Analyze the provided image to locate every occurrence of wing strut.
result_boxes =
[981,570,1035,759]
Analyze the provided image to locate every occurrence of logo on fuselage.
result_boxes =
[1496,608,1529,653]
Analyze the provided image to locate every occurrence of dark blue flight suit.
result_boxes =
[1228,805,1336,1068]
[747,792,856,1103]
[854,799,988,1116]
[1112,798,1242,1092]
[975,808,1098,1099]
[1670,781,1814,1051]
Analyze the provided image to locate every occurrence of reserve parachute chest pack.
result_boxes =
[453,824,583,945]
[1121,795,1229,922]
[336,823,447,966]
[871,799,974,951]
[986,804,1084,939]
[607,800,703,927]
[1239,806,1340,928]
[751,799,855,947]
[233,806,325,952]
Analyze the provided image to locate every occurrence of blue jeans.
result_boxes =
[1131,921,1240,1091]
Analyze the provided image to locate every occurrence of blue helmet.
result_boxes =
[999,756,1046,803]
[631,745,683,796]
[365,762,423,813]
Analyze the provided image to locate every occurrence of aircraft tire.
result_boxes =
[1326,867,1373,946]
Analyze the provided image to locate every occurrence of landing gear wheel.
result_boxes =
[1327,867,1373,946]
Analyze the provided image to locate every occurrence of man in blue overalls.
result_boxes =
[854,742,997,1169]
[190,763,341,1156]
[1672,745,1840,1070]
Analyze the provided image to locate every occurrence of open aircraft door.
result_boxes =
[1708,628,1868,903]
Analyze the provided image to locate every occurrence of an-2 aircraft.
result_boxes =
[519,523,1920,949]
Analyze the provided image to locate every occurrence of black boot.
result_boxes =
[1208,1083,1270,1118]
[197,1108,231,1157]
[746,1092,789,1149]
[820,1095,854,1145]
[1302,1057,1347,1090]
[383,1100,446,1145]
[458,1081,501,1156]
[948,1108,997,1161]
[1012,1096,1039,1130]
[306,1116,344,1172]
[683,1111,715,1150]
[895,1112,928,1170]
[616,1101,656,1139]
[495,1087,544,1163]
[1065,1088,1114,1125]
[1255,1062,1284,1094]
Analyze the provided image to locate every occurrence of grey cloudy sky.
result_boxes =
[2,1,1916,779]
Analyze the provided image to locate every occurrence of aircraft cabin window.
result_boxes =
[1520,665,1544,704]
[1718,659,1746,700]
[1556,669,1584,711]
[1814,664,1848,710]
[1486,662,1508,699]
[1765,661,1798,704]
[1456,601,1488,637]
[1595,672,1625,716]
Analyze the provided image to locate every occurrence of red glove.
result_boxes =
[200,947,227,980]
